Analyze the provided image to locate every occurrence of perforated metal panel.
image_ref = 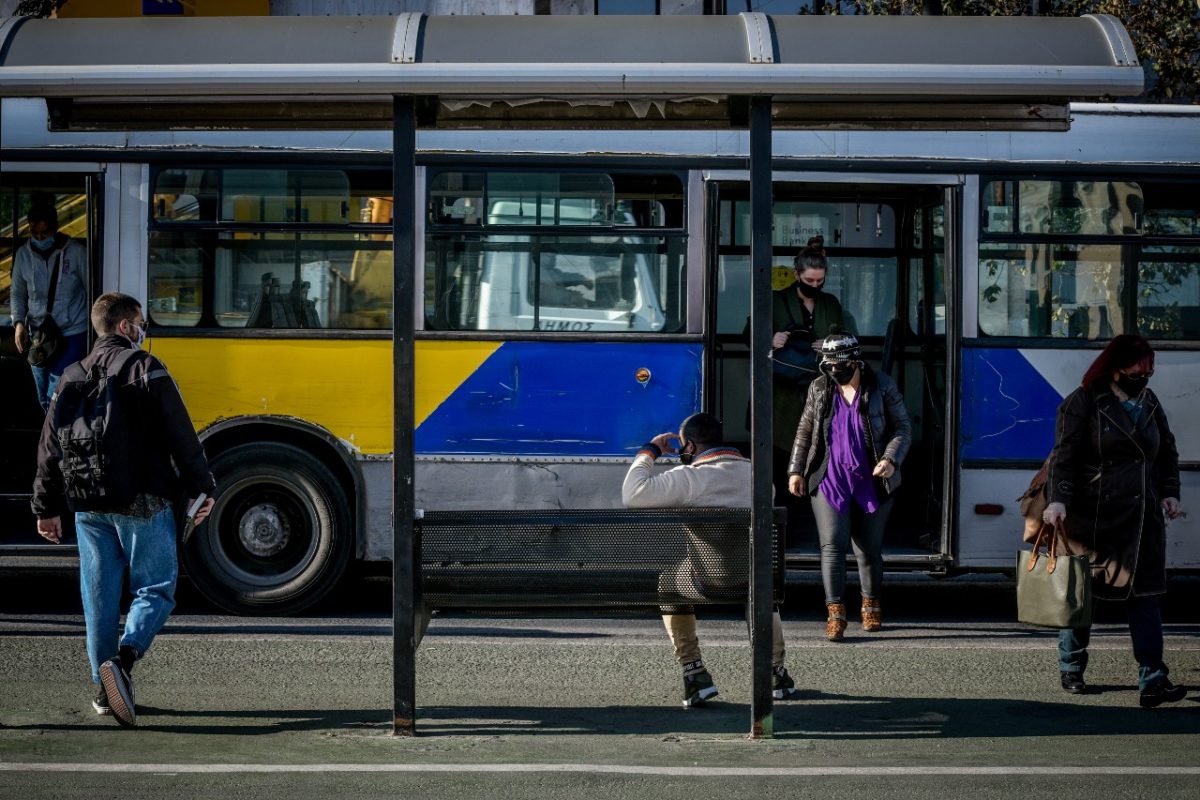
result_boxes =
[418,508,784,608]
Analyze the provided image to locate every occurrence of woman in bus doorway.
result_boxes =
[787,331,911,641]
[1042,334,1186,708]
[764,236,847,546]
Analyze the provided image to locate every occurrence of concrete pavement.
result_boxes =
[1,611,1198,798]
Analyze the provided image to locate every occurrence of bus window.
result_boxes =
[425,170,686,333]
[984,179,1143,236]
[980,177,1200,341]
[1138,246,1200,340]
[148,166,393,330]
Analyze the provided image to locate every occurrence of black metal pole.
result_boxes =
[391,95,418,737]
[748,94,774,740]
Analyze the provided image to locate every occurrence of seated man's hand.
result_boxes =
[649,432,680,455]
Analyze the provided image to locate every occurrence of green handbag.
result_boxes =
[1016,522,1093,629]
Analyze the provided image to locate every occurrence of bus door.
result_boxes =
[0,171,100,547]
[705,174,956,571]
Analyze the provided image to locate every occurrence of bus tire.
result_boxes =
[182,442,352,616]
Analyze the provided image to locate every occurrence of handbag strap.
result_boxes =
[1026,521,1063,575]
[45,249,63,314]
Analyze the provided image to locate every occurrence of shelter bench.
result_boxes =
[416,507,784,608]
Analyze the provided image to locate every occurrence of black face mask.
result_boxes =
[830,365,856,385]
[1116,373,1149,396]
[678,443,695,465]
[796,280,823,299]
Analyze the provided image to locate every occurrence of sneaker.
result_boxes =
[1139,678,1186,709]
[1060,671,1088,695]
[91,686,111,716]
[861,601,882,632]
[825,603,847,642]
[99,658,136,728]
[773,666,798,700]
[681,661,719,708]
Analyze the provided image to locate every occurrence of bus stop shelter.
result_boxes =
[0,11,1142,738]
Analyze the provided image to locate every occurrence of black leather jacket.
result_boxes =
[787,365,912,497]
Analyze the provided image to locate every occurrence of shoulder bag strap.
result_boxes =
[45,249,62,314]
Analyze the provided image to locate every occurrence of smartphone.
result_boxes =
[183,493,208,538]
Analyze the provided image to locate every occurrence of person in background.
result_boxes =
[788,330,910,641]
[1042,334,1186,708]
[32,293,216,728]
[623,412,799,708]
[10,199,90,412]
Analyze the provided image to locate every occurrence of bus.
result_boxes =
[2,16,1195,615]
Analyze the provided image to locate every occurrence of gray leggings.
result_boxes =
[811,489,892,604]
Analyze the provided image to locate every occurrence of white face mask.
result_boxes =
[125,320,146,349]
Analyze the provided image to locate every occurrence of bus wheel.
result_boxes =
[182,442,352,616]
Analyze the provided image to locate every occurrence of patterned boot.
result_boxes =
[825,602,847,641]
[861,600,882,632]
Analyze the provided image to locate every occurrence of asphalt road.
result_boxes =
[1,573,1198,799]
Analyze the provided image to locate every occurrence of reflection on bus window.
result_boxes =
[426,170,686,333]
[980,177,1200,341]
[983,179,1143,236]
[148,167,394,330]
[1138,246,1200,340]
[979,243,1125,339]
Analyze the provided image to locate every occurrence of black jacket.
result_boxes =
[1047,385,1180,599]
[32,334,215,518]
[787,366,912,498]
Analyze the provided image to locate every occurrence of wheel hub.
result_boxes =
[238,503,290,557]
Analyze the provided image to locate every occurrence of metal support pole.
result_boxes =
[748,94,774,740]
[391,95,418,737]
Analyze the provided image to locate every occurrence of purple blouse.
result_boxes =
[819,390,880,514]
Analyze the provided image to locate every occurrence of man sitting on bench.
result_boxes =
[622,412,799,708]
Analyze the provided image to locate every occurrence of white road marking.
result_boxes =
[1,763,1199,776]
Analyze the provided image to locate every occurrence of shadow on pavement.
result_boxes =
[5,696,1196,738]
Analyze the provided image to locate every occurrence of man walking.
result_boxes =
[32,292,215,727]
[622,412,798,707]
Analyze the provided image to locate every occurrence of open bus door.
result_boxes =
[706,174,956,573]
[0,171,99,548]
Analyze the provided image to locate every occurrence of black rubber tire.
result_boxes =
[182,442,352,615]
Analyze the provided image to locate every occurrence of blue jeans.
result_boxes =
[76,507,178,684]
[1058,593,1169,691]
[31,331,88,412]
[812,489,892,604]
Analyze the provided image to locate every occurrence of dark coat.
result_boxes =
[1046,385,1180,599]
[787,365,911,499]
[32,335,215,518]
[766,286,844,451]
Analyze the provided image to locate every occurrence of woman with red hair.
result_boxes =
[1043,334,1185,707]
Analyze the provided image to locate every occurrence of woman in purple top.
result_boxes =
[787,331,911,641]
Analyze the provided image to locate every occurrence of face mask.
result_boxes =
[126,321,147,349]
[796,280,823,299]
[1116,373,1149,396]
[830,365,856,385]
[678,441,695,465]
[31,236,55,253]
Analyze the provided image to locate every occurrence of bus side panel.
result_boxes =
[158,338,701,459]
[415,341,703,456]
[958,346,1200,570]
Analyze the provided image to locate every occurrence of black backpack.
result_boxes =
[52,349,146,508]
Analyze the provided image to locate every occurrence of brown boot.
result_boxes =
[825,603,847,641]
[861,601,882,632]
